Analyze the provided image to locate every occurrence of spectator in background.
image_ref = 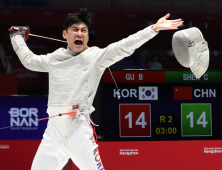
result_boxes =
[144,59,153,70]
[151,56,163,70]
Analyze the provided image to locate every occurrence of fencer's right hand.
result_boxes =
[9,26,30,41]
[152,14,183,32]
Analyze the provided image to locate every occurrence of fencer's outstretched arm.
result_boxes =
[96,13,183,68]
[95,25,158,68]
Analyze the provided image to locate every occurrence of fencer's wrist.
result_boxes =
[152,24,159,32]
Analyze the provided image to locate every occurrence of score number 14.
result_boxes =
[125,112,147,128]
[181,104,212,136]
[186,112,208,128]
[119,104,151,137]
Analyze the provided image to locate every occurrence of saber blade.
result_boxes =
[29,33,67,43]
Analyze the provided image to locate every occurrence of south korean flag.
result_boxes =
[139,87,158,100]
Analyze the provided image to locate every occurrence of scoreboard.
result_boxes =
[103,70,222,141]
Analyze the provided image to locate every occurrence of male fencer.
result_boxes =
[9,9,183,170]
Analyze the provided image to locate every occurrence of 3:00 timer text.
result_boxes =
[156,127,177,134]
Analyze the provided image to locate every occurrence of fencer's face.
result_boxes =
[63,22,89,53]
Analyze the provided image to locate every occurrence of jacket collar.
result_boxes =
[65,46,88,56]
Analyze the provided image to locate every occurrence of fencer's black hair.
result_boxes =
[63,8,93,31]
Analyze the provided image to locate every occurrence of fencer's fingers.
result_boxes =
[171,21,183,25]
[171,21,183,26]
[171,22,183,26]
[172,19,182,23]
[164,13,170,19]
[171,23,182,27]
[171,25,182,29]
[171,21,183,24]
[161,27,178,31]
[172,22,183,26]
[173,21,183,23]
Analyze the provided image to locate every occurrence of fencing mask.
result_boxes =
[172,27,209,78]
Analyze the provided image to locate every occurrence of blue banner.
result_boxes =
[0,96,48,140]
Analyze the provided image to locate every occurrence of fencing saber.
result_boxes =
[29,33,67,43]
[0,111,77,130]
[10,26,121,99]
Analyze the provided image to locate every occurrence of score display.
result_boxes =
[103,70,222,141]
[120,104,151,137]
[181,103,212,136]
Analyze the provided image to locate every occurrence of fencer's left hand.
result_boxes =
[152,13,183,32]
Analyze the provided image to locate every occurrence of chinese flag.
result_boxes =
[174,87,192,100]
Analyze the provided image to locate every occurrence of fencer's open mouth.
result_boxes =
[75,40,83,45]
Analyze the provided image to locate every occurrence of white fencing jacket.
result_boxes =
[11,25,158,108]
